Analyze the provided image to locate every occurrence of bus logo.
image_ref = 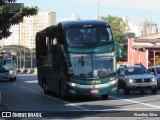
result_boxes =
[93,70,98,77]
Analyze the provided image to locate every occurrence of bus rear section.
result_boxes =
[36,20,122,100]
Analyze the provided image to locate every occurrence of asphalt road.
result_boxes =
[0,73,160,120]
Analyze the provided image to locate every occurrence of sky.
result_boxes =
[17,0,160,25]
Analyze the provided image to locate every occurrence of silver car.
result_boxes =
[148,66,160,88]
[118,65,157,95]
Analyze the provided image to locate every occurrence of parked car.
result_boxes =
[148,66,160,88]
[117,64,157,95]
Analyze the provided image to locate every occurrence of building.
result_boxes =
[60,13,81,21]
[20,12,56,49]
[123,16,158,37]
[3,12,56,49]
[128,38,160,68]
[3,24,20,45]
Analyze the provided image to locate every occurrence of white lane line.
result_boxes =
[24,80,38,83]
[21,86,90,111]
[110,96,160,109]
[21,86,160,111]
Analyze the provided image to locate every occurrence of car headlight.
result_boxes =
[151,78,156,82]
[128,79,135,83]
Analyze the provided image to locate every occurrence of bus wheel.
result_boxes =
[101,94,109,100]
[10,77,16,82]
[140,90,144,94]
[59,84,69,100]
[44,82,49,95]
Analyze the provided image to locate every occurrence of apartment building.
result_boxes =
[123,16,158,37]
[3,24,20,45]
[3,12,56,49]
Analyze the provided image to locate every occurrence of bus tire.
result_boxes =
[10,77,16,82]
[59,83,69,100]
[101,94,109,100]
[44,82,49,95]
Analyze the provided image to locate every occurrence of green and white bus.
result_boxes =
[36,20,123,99]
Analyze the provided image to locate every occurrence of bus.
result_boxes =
[0,51,17,81]
[36,20,123,99]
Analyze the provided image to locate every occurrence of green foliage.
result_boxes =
[155,55,160,65]
[102,15,126,45]
[0,1,39,39]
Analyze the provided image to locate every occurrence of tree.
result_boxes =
[102,15,126,45]
[0,0,38,40]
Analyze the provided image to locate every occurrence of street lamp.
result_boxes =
[98,1,99,19]
[30,49,33,69]
[147,10,152,34]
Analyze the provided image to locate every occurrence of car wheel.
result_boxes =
[59,83,69,100]
[151,89,157,94]
[140,90,144,94]
[101,94,109,100]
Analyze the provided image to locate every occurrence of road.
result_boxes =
[0,73,160,120]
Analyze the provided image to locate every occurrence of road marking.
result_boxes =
[21,86,160,111]
[24,80,38,83]
[22,86,90,111]
[110,96,160,109]
[20,78,28,79]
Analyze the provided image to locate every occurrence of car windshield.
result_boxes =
[69,52,116,79]
[155,68,160,74]
[125,67,149,75]
[66,27,113,45]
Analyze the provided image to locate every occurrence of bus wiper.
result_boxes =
[80,56,84,66]
[74,56,84,68]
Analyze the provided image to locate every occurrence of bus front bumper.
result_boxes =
[68,80,118,96]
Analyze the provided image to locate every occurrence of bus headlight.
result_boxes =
[68,82,79,87]
[9,70,13,74]
[128,79,135,83]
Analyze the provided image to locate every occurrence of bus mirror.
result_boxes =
[79,56,84,66]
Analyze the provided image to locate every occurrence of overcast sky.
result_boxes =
[17,0,160,25]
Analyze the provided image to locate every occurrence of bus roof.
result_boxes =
[59,20,110,28]
[36,20,110,38]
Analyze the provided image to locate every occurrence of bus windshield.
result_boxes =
[66,27,113,45]
[69,53,116,79]
[0,58,12,71]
